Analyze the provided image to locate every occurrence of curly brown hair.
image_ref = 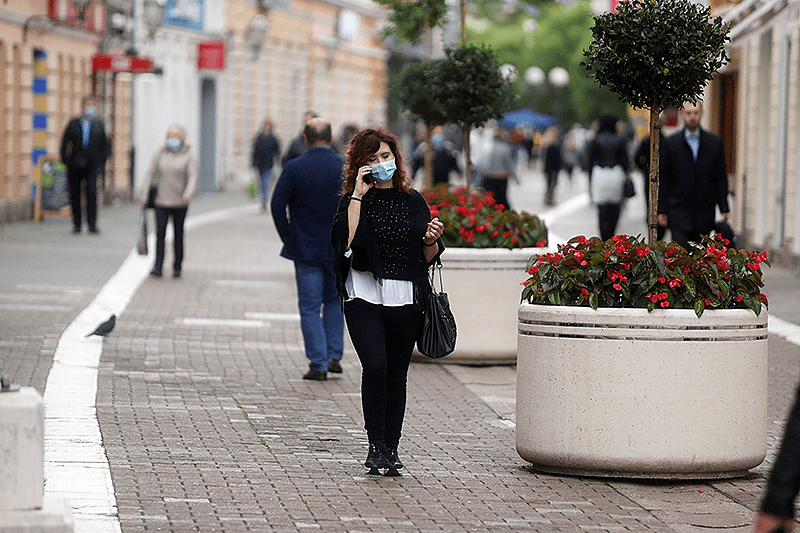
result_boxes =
[342,128,412,196]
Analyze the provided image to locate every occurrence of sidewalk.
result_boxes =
[1,171,799,533]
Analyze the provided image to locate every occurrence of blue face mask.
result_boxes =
[84,106,96,119]
[432,134,444,147]
[371,159,396,183]
[166,138,183,150]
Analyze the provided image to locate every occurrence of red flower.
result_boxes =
[669,278,681,288]
[660,300,670,308]
[613,283,622,291]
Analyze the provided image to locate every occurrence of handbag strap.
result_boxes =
[428,259,445,294]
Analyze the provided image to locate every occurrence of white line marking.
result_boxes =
[43,203,258,533]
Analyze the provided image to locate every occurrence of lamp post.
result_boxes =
[245,14,269,57]
[547,66,570,125]
[142,0,167,39]
[524,66,545,111]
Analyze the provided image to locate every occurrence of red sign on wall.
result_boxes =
[92,55,154,73]
[49,0,106,34]
[198,41,226,71]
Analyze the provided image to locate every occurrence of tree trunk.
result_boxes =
[461,0,466,43]
[464,124,472,190]
[647,106,662,245]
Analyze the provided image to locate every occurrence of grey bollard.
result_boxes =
[0,376,44,511]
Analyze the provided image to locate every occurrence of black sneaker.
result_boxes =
[328,359,342,373]
[364,443,388,470]
[385,446,404,469]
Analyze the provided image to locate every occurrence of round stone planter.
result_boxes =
[516,303,768,479]
[425,247,548,365]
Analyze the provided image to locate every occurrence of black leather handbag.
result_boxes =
[417,260,457,359]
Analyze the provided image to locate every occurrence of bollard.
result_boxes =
[0,376,43,511]
[0,376,73,533]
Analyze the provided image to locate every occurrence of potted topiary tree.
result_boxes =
[516,0,768,479]
[395,45,538,364]
[581,0,729,244]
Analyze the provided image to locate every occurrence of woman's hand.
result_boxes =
[423,217,444,246]
[353,166,373,199]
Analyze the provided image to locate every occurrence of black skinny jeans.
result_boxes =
[154,205,188,273]
[344,298,420,448]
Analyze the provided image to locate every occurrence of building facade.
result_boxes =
[0,0,389,222]
[713,0,799,265]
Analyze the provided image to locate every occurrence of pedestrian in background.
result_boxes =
[331,127,444,475]
[587,114,629,241]
[251,118,281,211]
[139,124,197,279]
[542,127,562,206]
[658,101,729,250]
[271,117,345,381]
[59,95,111,234]
[477,128,516,210]
[411,125,461,186]
[753,381,800,533]
[282,110,317,165]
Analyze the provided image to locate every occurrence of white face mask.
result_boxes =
[371,159,396,183]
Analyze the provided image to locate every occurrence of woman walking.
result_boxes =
[332,128,444,475]
[140,124,197,278]
[587,114,629,241]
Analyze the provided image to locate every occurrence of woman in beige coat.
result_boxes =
[140,124,198,278]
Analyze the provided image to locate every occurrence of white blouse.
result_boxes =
[345,268,415,307]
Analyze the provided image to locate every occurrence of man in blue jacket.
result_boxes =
[271,118,344,381]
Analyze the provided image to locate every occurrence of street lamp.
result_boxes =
[524,66,545,111]
[500,63,518,82]
[245,14,269,56]
[143,0,166,38]
[548,66,570,125]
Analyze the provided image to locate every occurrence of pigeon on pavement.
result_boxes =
[86,314,116,337]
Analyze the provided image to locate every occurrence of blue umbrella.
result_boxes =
[498,108,558,129]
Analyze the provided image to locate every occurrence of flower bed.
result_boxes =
[417,185,550,364]
[521,234,769,316]
[423,185,548,249]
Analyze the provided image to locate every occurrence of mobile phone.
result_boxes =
[363,173,372,185]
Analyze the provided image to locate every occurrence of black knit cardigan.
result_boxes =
[331,187,444,310]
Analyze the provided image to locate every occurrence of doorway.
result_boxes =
[199,78,217,192]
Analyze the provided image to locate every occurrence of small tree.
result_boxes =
[582,0,729,244]
[436,44,516,190]
[396,61,448,189]
[375,0,448,52]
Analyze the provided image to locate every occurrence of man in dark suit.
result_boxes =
[281,110,317,166]
[59,95,111,234]
[657,101,729,249]
[271,118,345,381]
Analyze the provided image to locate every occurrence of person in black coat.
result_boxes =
[271,117,345,382]
[281,111,317,165]
[657,102,729,249]
[587,114,629,241]
[59,95,111,234]
[251,118,281,210]
[754,382,800,533]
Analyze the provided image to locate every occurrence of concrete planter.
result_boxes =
[430,247,547,365]
[516,303,769,479]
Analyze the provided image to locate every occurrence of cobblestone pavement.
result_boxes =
[1,170,799,533]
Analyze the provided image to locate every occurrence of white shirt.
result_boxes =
[345,268,414,307]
